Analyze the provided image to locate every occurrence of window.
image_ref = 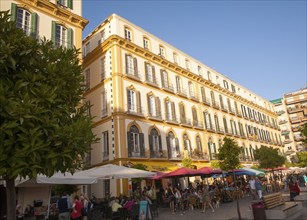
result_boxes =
[189,82,196,98]
[198,66,203,77]
[223,80,229,89]
[179,103,186,123]
[173,53,179,64]
[85,42,90,56]
[165,99,176,122]
[159,46,165,58]
[145,63,156,84]
[219,95,225,109]
[195,136,203,157]
[100,29,105,41]
[160,70,169,88]
[231,84,236,93]
[223,117,228,133]
[125,54,138,76]
[149,128,162,158]
[185,60,191,70]
[214,115,220,132]
[85,69,90,90]
[183,134,192,157]
[127,89,141,113]
[166,132,180,159]
[143,37,150,50]
[176,76,181,92]
[127,125,144,157]
[207,71,212,81]
[147,94,161,118]
[208,140,217,160]
[102,131,109,159]
[11,4,38,38]
[192,107,198,123]
[57,0,73,9]
[51,21,73,48]
[125,28,132,41]
[216,75,220,85]
[101,56,106,80]
[203,112,213,130]
[101,90,107,117]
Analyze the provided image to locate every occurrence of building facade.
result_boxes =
[1,0,88,50]
[82,14,283,197]
[271,87,307,161]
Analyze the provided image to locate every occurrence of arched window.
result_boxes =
[127,125,144,157]
[149,128,162,158]
[166,132,180,159]
[195,136,203,159]
[183,134,192,157]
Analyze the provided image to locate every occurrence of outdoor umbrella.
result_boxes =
[242,167,265,176]
[76,164,156,179]
[196,167,223,175]
[227,169,256,176]
[162,167,198,178]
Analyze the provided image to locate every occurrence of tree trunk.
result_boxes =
[233,171,241,220]
[6,178,16,220]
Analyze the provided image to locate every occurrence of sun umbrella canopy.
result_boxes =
[196,167,223,175]
[227,169,256,176]
[77,164,156,179]
[242,167,265,176]
[162,167,198,178]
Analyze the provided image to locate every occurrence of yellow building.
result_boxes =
[82,14,283,197]
[271,87,307,161]
[1,0,88,50]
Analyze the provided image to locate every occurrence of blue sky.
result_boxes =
[82,0,307,101]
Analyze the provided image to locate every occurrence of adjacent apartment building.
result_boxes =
[0,0,88,212]
[82,14,283,197]
[271,87,307,161]
[1,0,88,50]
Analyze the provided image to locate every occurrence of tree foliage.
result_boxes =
[300,122,307,148]
[254,145,285,169]
[0,11,97,219]
[182,157,194,169]
[217,137,241,171]
[296,152,307,167]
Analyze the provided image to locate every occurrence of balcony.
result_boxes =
[290,117,300,123]
[294,136,303,141]
[126,105,144,117]
[193,120,204,129]
[148,112,163,121]
[283,139,293,144]
[145,74,159,87]
[229,107,236,115]
[211,100,220,109]
[276,110,285,115]
[236,110,242,117]
[176,87,188,97]
[189,92,199,102]
[216,127,225,134]
[165,116,179,124]
[161,82,175,93]
[125,69,142,81]
[201,97,211,106]
[220,104,228,112]
[180,117,192,127]
[278,119,288,125]
[206,126,216,133]
[281,130,290,135]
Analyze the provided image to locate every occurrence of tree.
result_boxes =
[254,145,285,191]
[181,157,194,169]
[0,11,97,220]
[300,122,307,150]
[217,137,242,220]
[296,152,307,167]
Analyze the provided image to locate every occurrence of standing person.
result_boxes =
[57,192,72,220]
[282,176,288,192]
[201,185,214,213]
[255,177,263,199]
[248,176,256,200]
[167,185,175,214]
[71,195,83,220]
[289,179,300,201]
[80,195,90,220]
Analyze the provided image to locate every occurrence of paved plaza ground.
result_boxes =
[155,188,307,220]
